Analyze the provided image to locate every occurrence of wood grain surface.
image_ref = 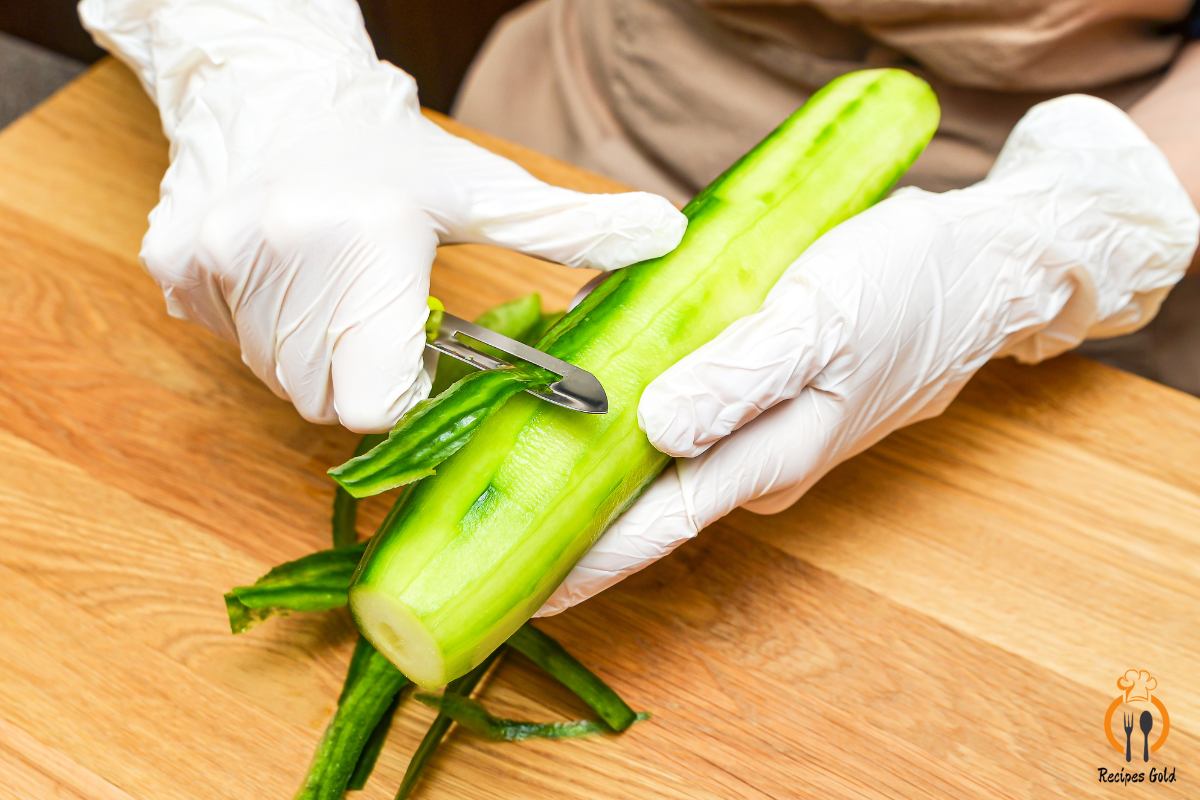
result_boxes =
[0,58,1196,799]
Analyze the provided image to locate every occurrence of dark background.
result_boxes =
[0,0,525,112]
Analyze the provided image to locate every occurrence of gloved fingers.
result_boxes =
[141,182,298,404]
[638,267,850,459]
[680,385,851,525]
[535,464,695,617]
[421,122,686,271]
[323,279,434,433]
[322,210,438,432]
[226,184,438,431]
[537,384,858,617]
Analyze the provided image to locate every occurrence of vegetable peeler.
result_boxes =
[426,311,608,415]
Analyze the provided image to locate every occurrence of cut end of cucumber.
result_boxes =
[350,587,446,690]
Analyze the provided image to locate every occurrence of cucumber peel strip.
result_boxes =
[222,541,368,633]
[222,540,644,794]
[395,647,504,799]
[331,433,386,548]
[329,364,555,498]
[346,689,401,791]
[424,296,444,343]
[293,636,409,800]
[329,293,564,499]
[413,691,650,743]
[507,624,637,731]
[223,551,639,731]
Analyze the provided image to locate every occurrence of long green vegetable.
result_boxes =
[345,69,941,689]
[225,292,647,800]
[231,70,941,796]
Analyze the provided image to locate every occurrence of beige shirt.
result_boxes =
[456,0,1192,204]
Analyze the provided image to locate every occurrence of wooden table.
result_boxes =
[1,59,1197,800]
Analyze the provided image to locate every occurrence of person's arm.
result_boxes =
[1129,42,1200,273]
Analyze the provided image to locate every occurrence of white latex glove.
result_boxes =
[538,94,1200,616]
[79,0,685,431]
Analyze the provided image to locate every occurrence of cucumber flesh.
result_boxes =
[351,69,940,689]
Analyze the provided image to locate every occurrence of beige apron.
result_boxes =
[454,0,1200,394]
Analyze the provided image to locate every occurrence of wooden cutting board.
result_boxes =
[0,59,1197,800]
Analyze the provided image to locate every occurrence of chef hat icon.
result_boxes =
[1118,669,1157,703]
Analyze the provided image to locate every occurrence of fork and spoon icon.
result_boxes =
[1123,711,1154,762]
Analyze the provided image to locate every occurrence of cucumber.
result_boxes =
[349,69,940,689]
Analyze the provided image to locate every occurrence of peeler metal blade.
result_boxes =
[425,312,608,414]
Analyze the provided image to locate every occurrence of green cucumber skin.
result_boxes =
[394,648,503,800]
[331,433,387,547]
[292,637,408,800]
[351,69,940,687]
[331,365,551,496]
[506,624,638,731]
[225,541,369,633]
[330,293,558,497]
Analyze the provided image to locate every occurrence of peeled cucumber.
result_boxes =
[349,69,940,689]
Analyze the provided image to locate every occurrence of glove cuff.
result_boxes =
[988,94,1200,363]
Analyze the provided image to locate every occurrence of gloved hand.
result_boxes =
[538,94,1200,616]
[79,0,685,431]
